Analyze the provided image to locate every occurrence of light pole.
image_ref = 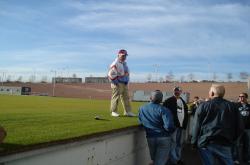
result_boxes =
[51,70,57,97]
[153,64,160,82]
[248,77,250,92]
[1,72,5,86]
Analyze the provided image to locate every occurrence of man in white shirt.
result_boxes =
[108,49,136,117]
[163,87,188,165]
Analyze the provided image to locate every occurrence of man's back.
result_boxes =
[192,97,243,147]
[138,90,175,165]
[191,84,244,165]
[139,102,175,137]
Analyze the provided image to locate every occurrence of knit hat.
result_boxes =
[151,90,163,104]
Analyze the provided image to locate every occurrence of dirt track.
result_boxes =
[4,82,248,102]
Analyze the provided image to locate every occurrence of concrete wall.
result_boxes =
[0,127,151,165]
[133,90,190,103]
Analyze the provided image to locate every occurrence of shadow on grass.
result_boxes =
[0,143,25,155]
[94,118,110,121]
[119,115,138,118]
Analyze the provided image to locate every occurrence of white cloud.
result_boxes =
[62,1,250,59]
[65,1,250,29]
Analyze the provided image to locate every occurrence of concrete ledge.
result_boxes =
[0,126,151,165]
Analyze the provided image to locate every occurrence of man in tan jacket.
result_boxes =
[108,49,136,117]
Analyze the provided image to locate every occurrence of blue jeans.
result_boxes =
[199,143,234,165]
[168,128,184,164]
[147,136,171,165]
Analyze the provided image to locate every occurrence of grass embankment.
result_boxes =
[0,95,143,153]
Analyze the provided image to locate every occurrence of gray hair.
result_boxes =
[209,84,225,98]
[150,90,163,104]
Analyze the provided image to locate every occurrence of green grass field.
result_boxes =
[0,95,144,153]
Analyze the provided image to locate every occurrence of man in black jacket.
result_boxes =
[191,84,243,165]
[232,92,250,164]
[163,87,188,165]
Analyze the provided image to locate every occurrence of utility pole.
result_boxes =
[51,70,57,97]
[248,77,250,92]
[153,64,160,82]
[208,62,212,81]
[1,72,5,86]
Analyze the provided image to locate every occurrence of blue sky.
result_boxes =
[0,0,249,82]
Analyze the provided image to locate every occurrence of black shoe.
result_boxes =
[165,162,177,165]
[177,160,185,165]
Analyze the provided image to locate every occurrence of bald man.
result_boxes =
[191,84,243,165]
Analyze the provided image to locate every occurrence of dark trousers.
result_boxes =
[232,130,250,162]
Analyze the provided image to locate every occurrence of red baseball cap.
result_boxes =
[118,49,128,56]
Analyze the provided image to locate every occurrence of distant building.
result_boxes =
[85,77,109,83]
[52,77,82,83]
[0,86,31,95]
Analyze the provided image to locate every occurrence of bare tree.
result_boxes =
[29,75,36,83]
[213,72,217,82]
[6,75,11,82]
[239,72,249,80]
[146,74,152,82]
[227,73,232,82]
[72,73,77,78]
[180,75,185,83]
[159,77,164,82]
[41,76,48,83]
[166,71,174,82]
[187,73,194,82]
[17,76,23,82]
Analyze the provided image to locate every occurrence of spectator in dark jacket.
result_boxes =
[139,90,175,165]
[187,96,202,142]
[232,92,250,164]
[163,87,188,165]
[189,96,201,116]
[191,84,243,165]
